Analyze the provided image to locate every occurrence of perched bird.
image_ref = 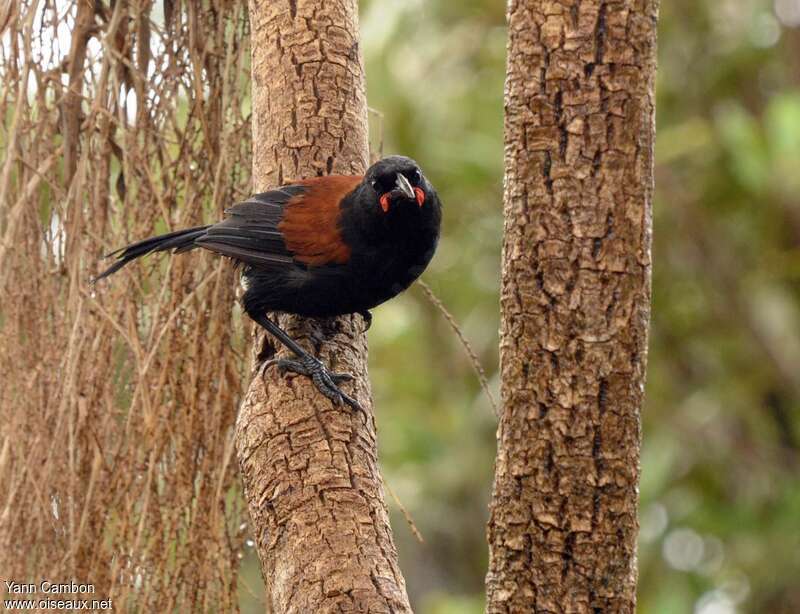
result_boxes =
[96,156,442,410]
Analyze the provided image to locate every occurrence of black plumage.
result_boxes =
[97,156,442,409]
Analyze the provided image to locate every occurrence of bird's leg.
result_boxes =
[358,310,373,331]
[251,313,362,412]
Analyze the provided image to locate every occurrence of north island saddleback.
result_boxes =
[96,156,442,410]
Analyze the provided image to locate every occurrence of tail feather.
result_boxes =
[95,225,211,281]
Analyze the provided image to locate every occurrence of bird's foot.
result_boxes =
[358,310,373,331]
[276,355,362,412]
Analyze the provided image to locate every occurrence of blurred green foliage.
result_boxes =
[331,0,800,613]
[360,1,504,612]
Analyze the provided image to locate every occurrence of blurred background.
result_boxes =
[244,0,799,612]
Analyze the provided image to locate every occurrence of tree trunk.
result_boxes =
[235,2,412,612]
[486,1,659,612]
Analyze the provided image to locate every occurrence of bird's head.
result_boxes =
[364,156,431,214]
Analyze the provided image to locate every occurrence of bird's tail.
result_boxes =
[94,225,211,281]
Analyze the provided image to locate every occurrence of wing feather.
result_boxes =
[278,175,362,266]
[195,176,362,269]
[195,186,303,267]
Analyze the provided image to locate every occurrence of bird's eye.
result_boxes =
[371,179,379,192]
[411,169,422,185]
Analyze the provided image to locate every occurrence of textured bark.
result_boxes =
[486,1,658,613]
[235,2,412,613]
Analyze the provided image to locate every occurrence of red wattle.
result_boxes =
[380,193,391,213]
[414,187,425,207]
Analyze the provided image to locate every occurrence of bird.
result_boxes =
[96,155,442,411]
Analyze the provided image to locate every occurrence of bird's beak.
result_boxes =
[394,173,415,200]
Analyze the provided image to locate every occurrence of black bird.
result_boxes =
[97,156,442,410]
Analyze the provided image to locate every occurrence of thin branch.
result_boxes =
[417,279,499,417]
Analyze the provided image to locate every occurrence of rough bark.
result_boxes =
[235,2,412,612]
[486,1,658,613]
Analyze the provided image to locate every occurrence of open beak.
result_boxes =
[394,173,415,200]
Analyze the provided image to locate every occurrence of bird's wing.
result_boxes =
[195,175,362,268]
[195,187,302,267]
[278,175,362,266]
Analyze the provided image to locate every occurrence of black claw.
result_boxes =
[276,358,311,377]
[276,356,362,412]
[358,310,373,331]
